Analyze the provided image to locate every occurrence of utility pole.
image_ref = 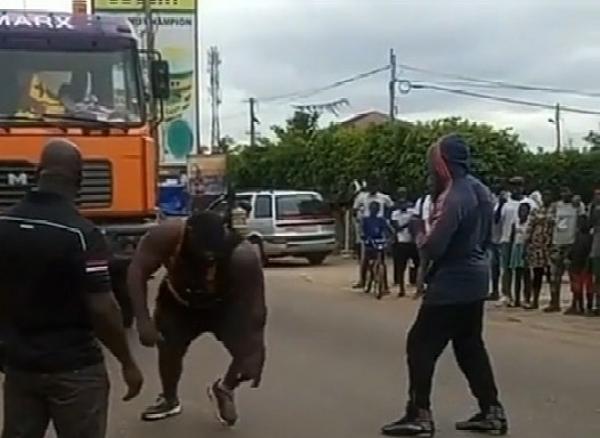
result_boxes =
[249,97,258,146]
[143,0,158,143]
[389,48,397,120]
[143,0,155,53]
[555,103,562,153]
[208,47,222,152]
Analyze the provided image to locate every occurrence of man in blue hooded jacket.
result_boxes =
[381,135,507,437]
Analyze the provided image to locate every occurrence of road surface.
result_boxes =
[4,259,600,437]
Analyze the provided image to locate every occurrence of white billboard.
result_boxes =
[93,6,199,164]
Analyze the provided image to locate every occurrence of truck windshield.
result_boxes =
[0,48,142,125]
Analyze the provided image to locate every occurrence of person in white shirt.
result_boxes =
[414,194,433,234]
[488,186,508,301]
[352,179,393,219]
[391,187,419,297]
[498,177,534,305]
[352,176,393,288]
[545,187,583,312]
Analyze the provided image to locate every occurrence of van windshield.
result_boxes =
[276,194,330,220]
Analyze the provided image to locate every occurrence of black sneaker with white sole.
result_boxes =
[381,408,435,437]
[455,404,508,435]
[141,395,182,422]
[207,379,238,427]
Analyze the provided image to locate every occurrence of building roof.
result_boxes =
[339,110,390,127]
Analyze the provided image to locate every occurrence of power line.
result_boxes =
[431,80,600,98]
[259,65,390,103]
[399,63,600,99]
[410,82,600,115]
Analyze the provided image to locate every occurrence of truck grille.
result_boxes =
[0,160,112,210]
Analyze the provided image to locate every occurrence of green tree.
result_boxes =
[230,114,549,204]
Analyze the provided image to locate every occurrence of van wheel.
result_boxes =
[249,238,267,266]
[307,253,327,266]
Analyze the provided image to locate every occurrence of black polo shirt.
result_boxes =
[0,190,111,372]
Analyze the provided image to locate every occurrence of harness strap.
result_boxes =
[166,219,188,305]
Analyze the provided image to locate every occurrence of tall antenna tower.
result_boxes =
[207,46,222,152]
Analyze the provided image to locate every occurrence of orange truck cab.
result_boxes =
[0,11,170,323]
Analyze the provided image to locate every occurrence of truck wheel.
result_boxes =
[307,253,328,266]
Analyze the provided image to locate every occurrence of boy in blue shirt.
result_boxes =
[361,201,392,294]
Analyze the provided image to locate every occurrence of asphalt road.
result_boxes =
[5,259,600,437]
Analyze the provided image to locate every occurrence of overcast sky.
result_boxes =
[7,0,600,149]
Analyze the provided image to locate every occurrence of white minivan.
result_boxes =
[212,190,337,265]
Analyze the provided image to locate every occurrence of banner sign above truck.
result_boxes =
[93,0,196,12]
[94,0,200,165]
[0,13,74,30]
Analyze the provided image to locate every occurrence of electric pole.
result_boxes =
[555,103,562,153]
[249,97,258,146]
[389,48,397,120]
[143,0,155,53]
[143,0,158,142]
[208,47,222,152]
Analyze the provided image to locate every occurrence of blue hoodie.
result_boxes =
[419,134,493,305]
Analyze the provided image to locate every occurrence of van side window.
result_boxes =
[254,195,273,219]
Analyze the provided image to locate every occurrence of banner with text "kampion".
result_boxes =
[92,0,199,165]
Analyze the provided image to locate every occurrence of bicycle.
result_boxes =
[364,238,389,299]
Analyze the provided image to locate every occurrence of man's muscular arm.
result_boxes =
[231,242,266,327]
[229,242,267,387]
[127,221,180,346]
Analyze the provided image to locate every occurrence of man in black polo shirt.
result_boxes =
[0,139,143,438]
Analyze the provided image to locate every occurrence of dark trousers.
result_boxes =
[393,242,420,287]
[531,267,546,307]
[489,244,501,296]
[514,267,531,306]
[550,245,571,309]
[2,363,109,438]
[406,301,500,411]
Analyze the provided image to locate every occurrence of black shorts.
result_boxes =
[155,300,228,348]
[155,281,240,354]
[154,282,267,388]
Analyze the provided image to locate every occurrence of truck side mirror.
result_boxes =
[151,60,170,99]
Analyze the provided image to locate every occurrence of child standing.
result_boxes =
[509,202,532,307]
[566,215,593,315]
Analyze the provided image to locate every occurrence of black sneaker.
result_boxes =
[563,306,579,316]
[487,292,500,302]
[456,405,508,435]
[543,305,561,313]
[207,379,238,427]
[381,409,434,437]
[141,395,182,421]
